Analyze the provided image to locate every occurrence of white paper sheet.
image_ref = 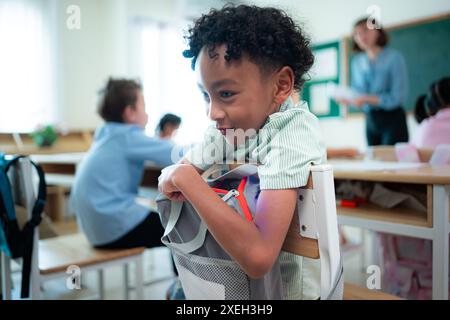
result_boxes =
[310,83,330,115]
[331,160,426,172]
[327,82,360,100]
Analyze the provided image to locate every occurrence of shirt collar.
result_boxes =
[435,108,450,119]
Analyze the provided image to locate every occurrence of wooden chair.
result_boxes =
[282,164,405,300]
[1,158,145,300]
[282,164,344,300]
[38,233,145,300]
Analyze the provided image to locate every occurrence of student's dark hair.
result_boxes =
[98,78,142,123]
[352,16,389,52]
[425,77,450,116]
[414,95,428,124]
[158,113,182,132]
[183,4,314,91]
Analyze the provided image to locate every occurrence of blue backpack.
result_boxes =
[0,153,46,298]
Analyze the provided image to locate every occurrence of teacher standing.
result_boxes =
[348,17,409,146]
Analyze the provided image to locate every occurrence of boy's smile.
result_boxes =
[195,44,279,142]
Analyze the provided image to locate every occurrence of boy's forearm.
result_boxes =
[179,157,204,175]
[171,165,270,277]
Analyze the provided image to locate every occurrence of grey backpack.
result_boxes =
[157,164,343,300]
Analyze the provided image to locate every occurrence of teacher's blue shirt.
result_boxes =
[351,47,408,112]
[70,123,175,246]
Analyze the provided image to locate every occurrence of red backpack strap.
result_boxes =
[236,177,253,222]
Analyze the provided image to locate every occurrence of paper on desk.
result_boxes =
[429,144,450,165]
[331,160,426,172]
[370,183,427,212]
[326,82,361,101]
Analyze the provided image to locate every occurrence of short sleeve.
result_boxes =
[184,125,233,171]
[256,108,326,190]
[125,128,175,167]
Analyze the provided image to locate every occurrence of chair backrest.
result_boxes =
[203,163,343,299]
[282,164,343,300]
[2,158,40,299]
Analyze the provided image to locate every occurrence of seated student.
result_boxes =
[159,5,325,299]
[70,78,176,254]
[411,77,450,148]
[413,94,428,125]
[380,78,450,299]
[156,113,182,140]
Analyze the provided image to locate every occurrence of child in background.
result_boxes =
[156,113,182,140]
[380,77,450,299]
[158,5,326,299]
[411,77,450,148]
[71,79,176,256]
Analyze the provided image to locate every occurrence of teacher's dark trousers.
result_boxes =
[366,107,409,146]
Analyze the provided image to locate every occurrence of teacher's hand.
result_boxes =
[334,98,352,105]
[351,96,367,108]
[351,95,380,108]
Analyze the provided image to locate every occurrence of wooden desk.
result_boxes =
[31,153,163,187]
[330,160,450,300]
[0,130,93,154]
[30,153,85,175]
[31,153,163,220]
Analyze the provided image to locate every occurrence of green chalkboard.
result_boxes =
[346,15,450,113]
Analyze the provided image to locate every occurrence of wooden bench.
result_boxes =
[38,233,145,300]
[343,283,402,300]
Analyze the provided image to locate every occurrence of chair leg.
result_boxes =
[135,255,144,300]
[360,229,368,272]
[1,253,12,300]
[123,264,129,300]
[97,269,104,300]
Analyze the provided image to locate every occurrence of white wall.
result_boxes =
[54,0,128,130]
[248,0,450,44]
[247,0,450,150]
[54,0,449,149]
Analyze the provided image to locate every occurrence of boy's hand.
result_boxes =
[158,164,195,201]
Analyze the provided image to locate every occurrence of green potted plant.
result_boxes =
[30,125,59,148]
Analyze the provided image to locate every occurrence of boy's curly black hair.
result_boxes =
[183,4,314,91]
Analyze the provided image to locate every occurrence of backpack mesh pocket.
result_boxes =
[173,249,250,300]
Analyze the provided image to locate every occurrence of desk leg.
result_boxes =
[98,269,105,300]
[432,185,449,300]
[135,255,144,300]
[123,264,129,300]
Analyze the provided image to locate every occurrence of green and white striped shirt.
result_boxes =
[186,97,324,299]
[186,97,326,189]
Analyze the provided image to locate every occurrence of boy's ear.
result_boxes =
[273,66,294,105]
[122,105,135,123]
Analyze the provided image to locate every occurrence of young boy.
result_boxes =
[157,113,182,140]
[71,78,176,251]
[158,5,326,299]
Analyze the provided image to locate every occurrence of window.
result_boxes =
[139,21,211,145]
[0,0,56,132]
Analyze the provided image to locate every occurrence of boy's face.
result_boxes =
[195,45,279,142]
[124,90,148,129]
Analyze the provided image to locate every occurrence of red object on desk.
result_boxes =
[337,199,358,208]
